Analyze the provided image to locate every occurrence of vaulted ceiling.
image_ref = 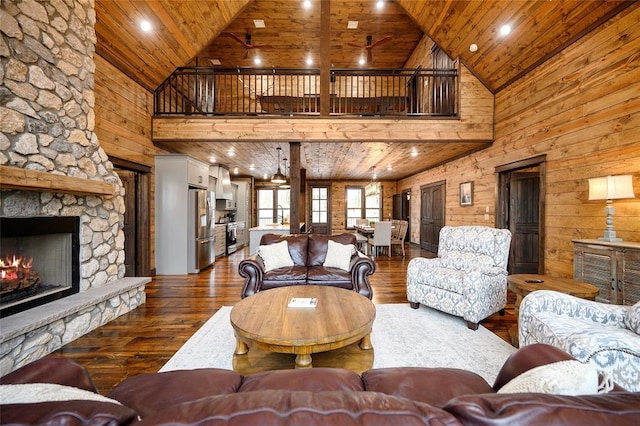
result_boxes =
[94,0,633,180]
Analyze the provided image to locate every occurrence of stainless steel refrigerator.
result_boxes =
[188,188,215,273]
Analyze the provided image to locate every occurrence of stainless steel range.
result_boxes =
[226,222,238,254]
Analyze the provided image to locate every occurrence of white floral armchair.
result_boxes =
[519,290,640,392]
[406,226,512,330]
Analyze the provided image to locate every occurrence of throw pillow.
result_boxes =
[497,360,611,395]
[257,240,294,272]
[624,301,640,334]
[0,383,122,405]
[323,240,355,271]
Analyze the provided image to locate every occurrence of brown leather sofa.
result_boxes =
[238,233,376,299]
[2,344,639,425]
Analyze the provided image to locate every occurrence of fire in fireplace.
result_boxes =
[0,216,80,318]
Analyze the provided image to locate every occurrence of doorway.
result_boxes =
[496,156,546,274]
[309,183,331,235]
[112,158,151,277]
[420,181,445,252]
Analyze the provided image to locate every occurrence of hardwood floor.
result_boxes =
[49,243,516,394]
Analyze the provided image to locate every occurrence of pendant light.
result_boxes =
[280,156,291,188]
[271,147,287,184]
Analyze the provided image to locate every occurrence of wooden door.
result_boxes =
[117,169,136,277]
[114,163,151,277]
[420,182,445,252]
[509,172,540,274]
[309,184,331,235]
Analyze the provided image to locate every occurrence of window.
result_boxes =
[346,185,381,228]
[257,188,290,226]
[311,187,328,224]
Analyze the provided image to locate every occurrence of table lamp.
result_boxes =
[588,174,635,242]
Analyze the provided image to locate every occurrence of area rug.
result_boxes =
[160,303,516,384]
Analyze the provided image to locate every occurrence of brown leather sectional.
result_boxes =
[2,344,639,425]
[238,233,376,299]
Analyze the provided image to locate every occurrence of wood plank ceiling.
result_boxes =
[95,0,633,181]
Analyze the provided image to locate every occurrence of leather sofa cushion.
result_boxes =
[137,390,459,426]
[0,401,137,426]
[260,233,309,266]
[238,368,364,393]
[306,266,352,285]
[107,368,243,418]
[308,234,357,266]
[262,265,308,287]
[1,357,98,393]
[446,392,640,426]
[363,367,494,407]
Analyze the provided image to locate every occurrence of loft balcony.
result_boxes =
[154,67,458,118]
[151,61,493,145]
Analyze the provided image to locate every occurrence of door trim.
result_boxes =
[496,155,546,274]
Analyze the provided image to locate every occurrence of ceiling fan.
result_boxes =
[348,35,393,63]
[225,32,273,59]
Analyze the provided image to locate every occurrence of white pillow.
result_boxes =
[323,240,356,271]
[257,240,294,272]
[0,383,122,405]
[497,360,612,395]
[624,301,640,335]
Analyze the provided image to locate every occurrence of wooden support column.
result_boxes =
[290,142,301,233]
[319,0,330,116]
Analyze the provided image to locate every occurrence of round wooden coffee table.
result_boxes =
[230,285,375,369]
[507,274,599,346]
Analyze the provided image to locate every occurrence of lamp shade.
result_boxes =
[588,175,635,201]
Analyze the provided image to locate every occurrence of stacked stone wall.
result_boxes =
[0,0,125,289]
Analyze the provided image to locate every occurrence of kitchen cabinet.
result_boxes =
[214,224,227,257]
[155,155,214,274]
[573,239,640,305]
[187,158,209,189]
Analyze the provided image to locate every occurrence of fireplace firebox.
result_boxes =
[0,216,80,318]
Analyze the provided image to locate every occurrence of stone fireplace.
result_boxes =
[0,216,80,317]
[0,0,148,375]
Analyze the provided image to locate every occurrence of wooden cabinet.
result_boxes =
[573,239,640,305]
[214,225,226,257]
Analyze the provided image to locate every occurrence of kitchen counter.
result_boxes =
[248,223,305,255]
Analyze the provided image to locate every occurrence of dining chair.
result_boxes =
[354,219,370,253]
[368,221,392,257]
[391,220,408,256]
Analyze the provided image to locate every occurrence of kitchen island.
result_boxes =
[249,223,305,255]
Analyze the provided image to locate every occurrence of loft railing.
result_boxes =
[154,67,458,117]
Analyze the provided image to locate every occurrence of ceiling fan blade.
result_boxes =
[243,49,250,59]
[226,32,249,47]
[251,44,273,49]
[369,36,393,49]
[347,42,364,48]
[367,49,372,63]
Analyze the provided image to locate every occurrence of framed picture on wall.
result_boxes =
[459,181,473,206]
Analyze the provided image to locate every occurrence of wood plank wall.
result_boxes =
[399,6,640,278]
[94,56,162,270]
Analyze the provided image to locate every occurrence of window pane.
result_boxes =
[320,212,327,222]
[346,188,362,208]
[258,189,273,208]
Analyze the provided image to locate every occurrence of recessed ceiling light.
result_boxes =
[306,56,313,66]
[376,1,385,10]
[140,20,152,32]
[233,168,239,174]
[253,19,265,28]
[500,24,511,36]
[358,57,366,66]
[210,59,222,66]
[249,164,255,171]
[387,165,393,171]
[302,0,312,9]
[411,149,418,158]
[254,57,262,65]
[469,43,478,53]
[209,156,216,163]
[347,20,358,29]
[227,150,235,157]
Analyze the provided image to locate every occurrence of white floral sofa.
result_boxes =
[406,226,512,330]
[519,290,640,392]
